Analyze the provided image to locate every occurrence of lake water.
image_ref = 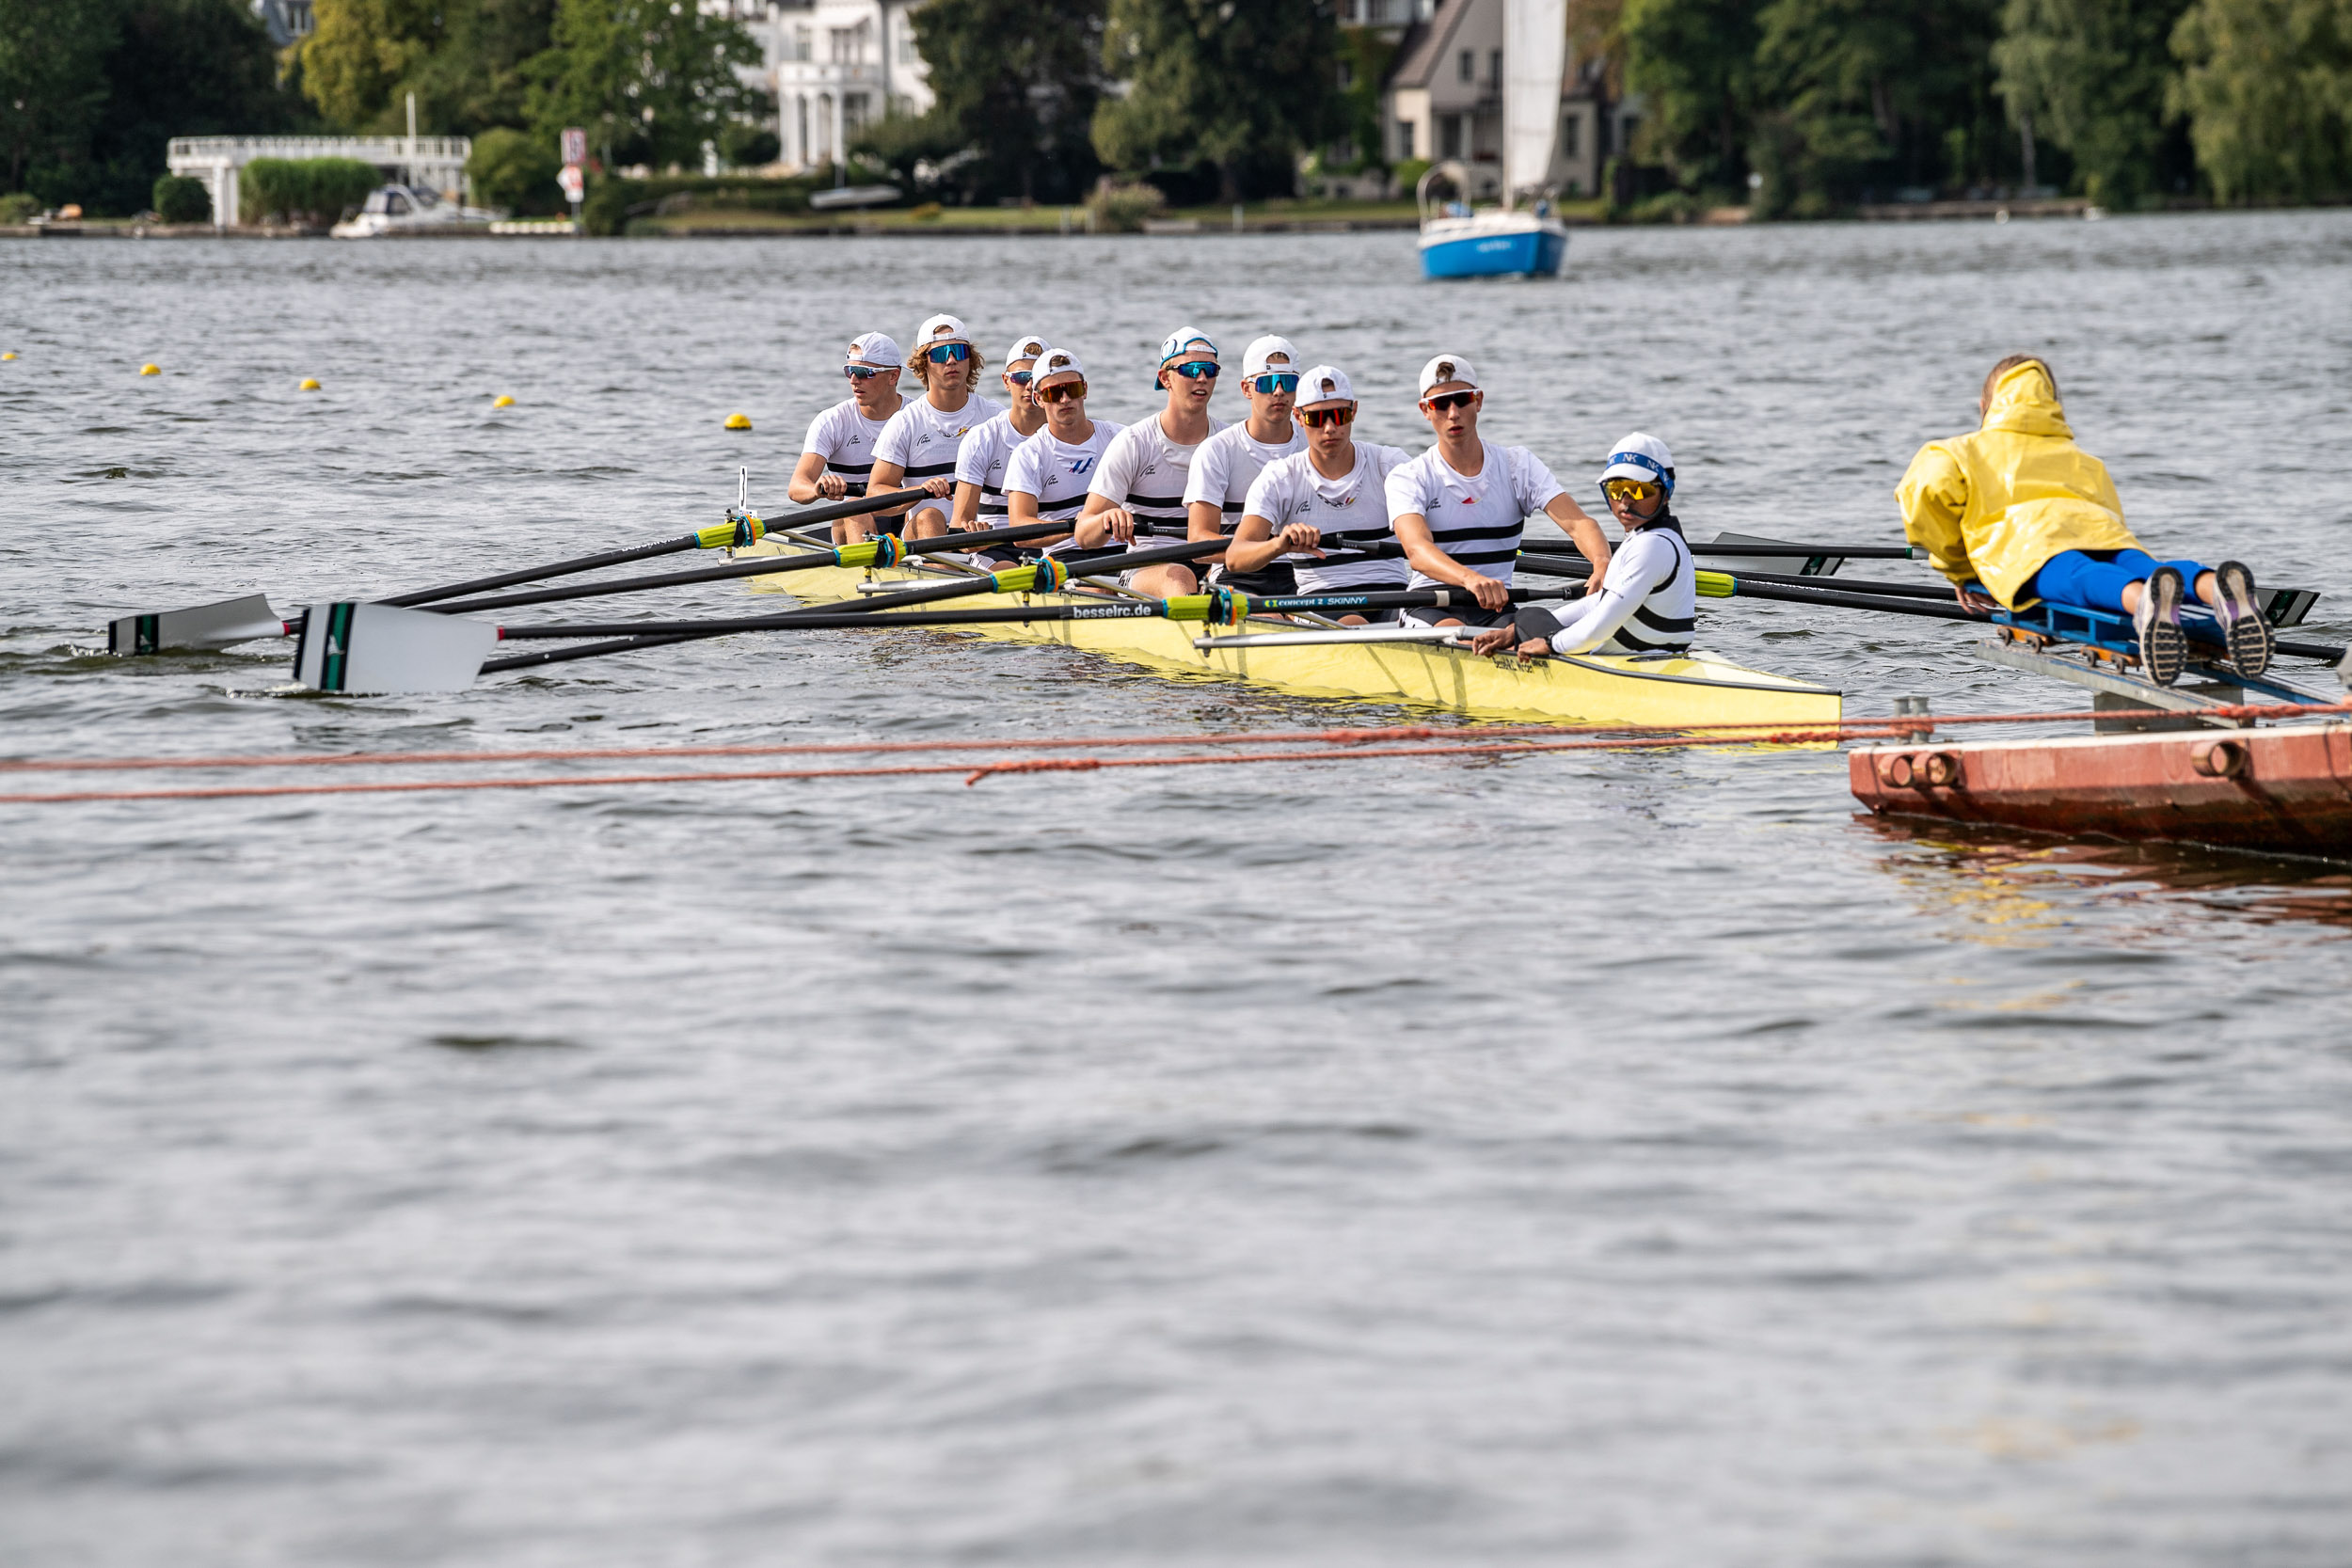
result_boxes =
[4,214,2350,1565]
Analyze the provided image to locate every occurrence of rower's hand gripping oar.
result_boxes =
[101,482,930,654]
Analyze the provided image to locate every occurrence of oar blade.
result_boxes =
[105,594,284,655]
[292,603,497,694]
[1697,533,1847,577]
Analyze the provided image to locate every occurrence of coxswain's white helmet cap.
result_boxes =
[1418,353,1479,397]
[1241,335,1300,378]
[1158,325,1218,366]
[1031,346,1086,387]
[846,331,903,368]
[1598,432,1676,492]
[915,313,971,348]
[1005,333,1051,365]
[1296,364,1355,408]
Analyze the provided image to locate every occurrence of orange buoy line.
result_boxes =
[3,703,2346,780]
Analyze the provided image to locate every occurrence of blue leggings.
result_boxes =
[2024,548,2209,614]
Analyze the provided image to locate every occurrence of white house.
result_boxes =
[730,0,934,177]
[1384,0,1638,200]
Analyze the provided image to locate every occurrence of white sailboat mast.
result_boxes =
[1503,0,1569,205]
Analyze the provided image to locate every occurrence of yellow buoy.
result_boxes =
[139,363,161,376]
[724,412,752,430]
[492,393,515,408]
[298,377,321,390]
[1,351,16,361]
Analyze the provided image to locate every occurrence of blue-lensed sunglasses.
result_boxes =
[1167,360,1220,380]
[1247,372,1300,395]
[1007,369,1034,386]
[924,342,972,364]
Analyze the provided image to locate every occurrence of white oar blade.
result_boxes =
[106,594,284,654]
[292,602,496,694]
[1700,532,1846,577]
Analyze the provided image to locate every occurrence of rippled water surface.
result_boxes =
[5,215,2351,1564]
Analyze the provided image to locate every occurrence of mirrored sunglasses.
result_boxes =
[1037,380,1087,404]
[1247,372,1300,395]
[1006,369,1034,386]
[1297,404,1356,428]
[843,364,894,381]
[924,342,971,364]
[1168,360,1220,381]
[1602,478,1662,502]
[1422,391,1476,413]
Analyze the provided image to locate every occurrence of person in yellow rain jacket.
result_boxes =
[1897,355,2274,685]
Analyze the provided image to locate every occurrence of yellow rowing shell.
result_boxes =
[741,547,1842,731]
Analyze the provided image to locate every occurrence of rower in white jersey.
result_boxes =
[1071,325,1226,595]
[789,331,905,544]
[1385,352,1611,628]
[869,313,1003,542]
[950,332,1051,563]
[1473,433,1698,658]
[1183,334,1308,594]
[1002,348,1123,550]
[1226,365,1412,624]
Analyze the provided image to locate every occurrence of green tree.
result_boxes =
[901,0,1104,203]
[1750,0,2005,211]
[1622,0,1761,188]
[299,0,444,128]
[90,0,301,213]
[299,0,553,135]
[1993,0,2193,205]
[1093,0,1343,203]
[2169,0,2352,200]
[0,0,117,199]
[523,0,759,170]
[466,122,560,210]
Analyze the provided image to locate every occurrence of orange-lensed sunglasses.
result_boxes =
[1036,380,1087,404]
[1297,404,1356,428]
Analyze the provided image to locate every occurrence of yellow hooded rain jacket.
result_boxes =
[1895,360,2140,609]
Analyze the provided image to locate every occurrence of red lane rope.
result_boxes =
[0,727,1912,805]
[5,701,2346,780]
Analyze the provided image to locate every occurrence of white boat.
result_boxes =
[330,183,500,238]
[1418,0,1571,279]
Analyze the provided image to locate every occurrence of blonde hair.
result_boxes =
[914,350,987,394]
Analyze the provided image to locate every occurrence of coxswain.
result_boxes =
[1472,433,1694,657]
[1225,365,1410,625]
[1182,334,1308,594]
[950,332,1052,563]
[1899,355,2274,683]
[1072,326,1228,594]
[869,314,1003,543]
[1002,348,1124,552]
[1385,353,1610,628]
[789,331,905,545]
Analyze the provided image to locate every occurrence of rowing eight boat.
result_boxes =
[737,535,1843,730]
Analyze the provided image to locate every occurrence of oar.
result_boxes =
[1521,541,1926,563]
[418,519,1076,616]
[103,485,929,654]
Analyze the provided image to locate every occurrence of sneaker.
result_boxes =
[2134,565,2187,686]
[2212,560,2274,679]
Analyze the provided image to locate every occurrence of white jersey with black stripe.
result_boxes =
[875,394,1004,485]
[1003,420,1125,524]
[954,411,1035,520]
[1384,440,1566,589]
[1183,422,1306,531]
[1089,414,1226,538]
[1243,443,1413,594]
[801,399,891,496]
[1537,522,1697,655]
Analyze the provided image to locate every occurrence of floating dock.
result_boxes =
[1851,724,2352,859]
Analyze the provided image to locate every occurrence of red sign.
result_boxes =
[560,128,587,166]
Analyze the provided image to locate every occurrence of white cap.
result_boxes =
[1598,432,1676,490]
[1158,325,1218,365]
[846,331,902,368]
[1417,353,1478,396]
[1241,335,1300,378]
[1031,345,1085,386]
[1296,365,1354,407]
[1005,333,1051,364]
[914,313,971,348]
